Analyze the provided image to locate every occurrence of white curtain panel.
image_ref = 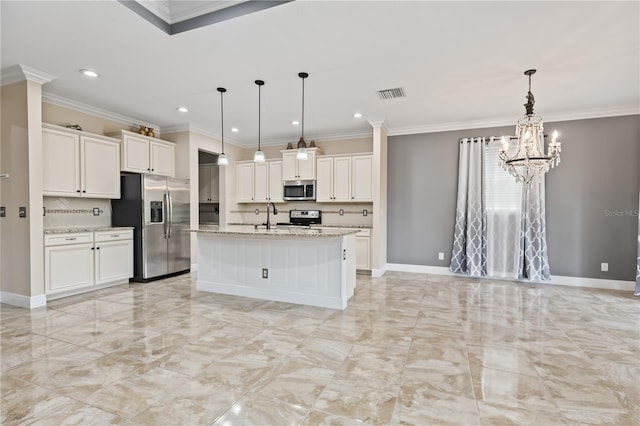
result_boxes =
[450,138,486,277]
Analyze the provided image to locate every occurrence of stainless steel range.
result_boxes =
[277,209,321,228]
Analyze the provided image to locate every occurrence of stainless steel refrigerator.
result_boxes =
[111,174,190,281]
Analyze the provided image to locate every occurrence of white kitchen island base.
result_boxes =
[195,227,357,310]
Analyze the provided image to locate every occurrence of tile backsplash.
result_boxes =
[230,201,374,227]
[43,197,111,229]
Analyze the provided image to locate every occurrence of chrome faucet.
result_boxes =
[265,202,278,229]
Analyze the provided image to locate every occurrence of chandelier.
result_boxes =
[499,69,561,185]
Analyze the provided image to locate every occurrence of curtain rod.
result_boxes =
[460,135,551,143]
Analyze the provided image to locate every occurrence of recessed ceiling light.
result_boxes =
[353,112,362,118]
[291,120,300,126]
[231,128,239,132]
[80,69,99,78]
[177,106,189,113]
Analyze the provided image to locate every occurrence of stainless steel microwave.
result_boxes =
[283,180,315,201]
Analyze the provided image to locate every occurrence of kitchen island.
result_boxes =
[193,226,358,309]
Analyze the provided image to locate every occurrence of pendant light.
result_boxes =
[216,87,229,166]
[296,72,309,160]
[253,79,266,162]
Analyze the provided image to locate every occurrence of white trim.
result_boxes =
[191,263,198,272]
[1,64,56,86]
[371,263,388,278]
[368,120,390,134]
[385,263,635,291]
[0,291,47,309]
[42,92,159,130]
[387,106,640,137]
[136,0,171,23]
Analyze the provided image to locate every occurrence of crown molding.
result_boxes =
[160,123,243,147]
[387,105,640,137]
[1,64,56,86]
[368,120,390,134]
[42,92,159,129]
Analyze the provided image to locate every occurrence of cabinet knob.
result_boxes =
[76,190,81,193]
[152,169,154,171]
[96,247,100,250]
[82,190,86,193]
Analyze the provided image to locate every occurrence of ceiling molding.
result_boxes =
[160,123,244,147]
[1,64,56,86]
[42,92,159,130]
[387,106,640,137]
[368,120,390,134]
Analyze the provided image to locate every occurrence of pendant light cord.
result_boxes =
[220,91,224,153]
[258,82,262,150]
[301,76,305,139]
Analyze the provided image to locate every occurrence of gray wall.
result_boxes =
[388,115,640,281]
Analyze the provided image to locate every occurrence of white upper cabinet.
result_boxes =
[43,124,120,199]
[236,160,283,203]
[318,156,351,202]
[281,148,320,180]
[352,155,373,202]
[236,162,255,203]
[120,131,175,177]
[316,153,372,203]
[198,164,219,203]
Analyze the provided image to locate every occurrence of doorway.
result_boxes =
[198,150,219,224]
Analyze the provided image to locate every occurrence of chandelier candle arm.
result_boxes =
[499,69,562,185]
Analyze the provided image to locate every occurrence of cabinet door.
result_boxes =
[297,150,316,180]
[352,155,373,201]
[355,236,371,270]
[236,162,255,202]
[333,156,352,202]
[95,240,133,285]
[150,140,174,176]
[82,136,120,198]
[210,165,220,202]
[268,161,283,202]
[316,157,334,202]
[122,134,149,173]
[281,152,298,180]
[198,165,212,202]
[254,162,269,203]
[45,243,94,293]
[42,128,80,196]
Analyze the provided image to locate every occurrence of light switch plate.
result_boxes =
[0,207,5,218]
[601,262,608,272]
[93,207,100,216]
[363,209,368,216]
[339,209,344,216]
[18,207,27,218]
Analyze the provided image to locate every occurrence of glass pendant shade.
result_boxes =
[498,69,561,185]
[217,153,229,166]
[254,150,265,162]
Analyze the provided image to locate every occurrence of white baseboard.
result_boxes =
[384,263,635,292]
[0,291,47,309]
[191,263,198,272]
[370,265,387,278]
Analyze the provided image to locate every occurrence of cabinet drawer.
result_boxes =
[44,233,93,246]
[95,230,133,242]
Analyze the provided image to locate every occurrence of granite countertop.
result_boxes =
[44,226,134,235]
[192,225,359,237]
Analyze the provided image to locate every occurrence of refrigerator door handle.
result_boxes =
[163,192,169,239]
[167,191,173,239]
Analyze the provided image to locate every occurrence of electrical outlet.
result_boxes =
[93,207,100,216]
[363,209,368,216]
[262,268,268,279]
[438,252,444,260]
[339,209,344,216]
[255,209,260,215]
[601,262,608,272]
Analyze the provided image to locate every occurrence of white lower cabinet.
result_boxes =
[45,230,133,296]
[312,227,371,271]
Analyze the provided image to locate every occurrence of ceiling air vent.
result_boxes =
[377,87,406,100]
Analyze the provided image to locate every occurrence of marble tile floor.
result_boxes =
[1,272,639,425]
